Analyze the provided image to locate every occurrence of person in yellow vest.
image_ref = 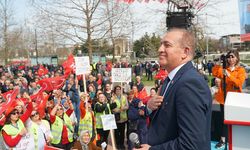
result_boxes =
[94,93,117,148]
[27,109,52,150]
[50,96,74,150]
[1,95,33,149]
[78,92,97,143]
[112,85,128,150]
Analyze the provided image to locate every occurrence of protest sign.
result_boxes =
[74,56,91,75]
[111,68,131,83]
[101,114,117,131]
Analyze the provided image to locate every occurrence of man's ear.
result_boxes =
[182,47,190,59]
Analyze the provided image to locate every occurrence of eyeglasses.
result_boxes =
[11,112,20,115]
[227,55,235,59]
[31,112,39,117]
[57,108,64,111]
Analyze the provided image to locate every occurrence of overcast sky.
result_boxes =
[13,0,240,40]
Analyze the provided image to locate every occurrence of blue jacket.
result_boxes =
[148,61,212,150]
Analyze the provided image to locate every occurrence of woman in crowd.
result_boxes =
[103,83,112,103]
[27,109,52,150]
[96,73,103,90]
[88,84,96,102]
[50,97,74,150]
[94,93,116,148]
[72,130,101,150]
[78,93,96,142]
[127,90,147,150]
[112,85,128,150]
[212,50,246,149]
[1,94,33,149]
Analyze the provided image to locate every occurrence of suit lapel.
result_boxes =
[163,61,194,100]
[151,61,194,122]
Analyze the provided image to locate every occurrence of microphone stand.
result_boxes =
[222,55,228,150]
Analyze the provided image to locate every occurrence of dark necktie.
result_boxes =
[160,77,170,96]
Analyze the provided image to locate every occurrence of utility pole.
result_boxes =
[131,21,135,59]
[206,13,209,55]
[35,29,38,65]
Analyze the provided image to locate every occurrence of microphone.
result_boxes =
[101,142,107,150]
[129,132,141,149]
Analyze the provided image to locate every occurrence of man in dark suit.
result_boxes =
[136,28,212,150]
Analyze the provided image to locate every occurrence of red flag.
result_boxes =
[154,69,168,80]
[2,90,13,101]
[38,65,49,77]
[62,54,75,76]
[30,88,50,118]
[37,76,66,92]
[30,88,44,104]
[138,87,148,100]
[37,92,50,119]
[0,88,20,115]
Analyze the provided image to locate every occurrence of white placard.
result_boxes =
[4,133,35,150]
[111,68,132,83]
[101,114,117,131]
[74,56,91,75]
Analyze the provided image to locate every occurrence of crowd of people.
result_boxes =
[0,28,247,150]
[0,56,161,150]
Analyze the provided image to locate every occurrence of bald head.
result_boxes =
[158,28,196,72]
[167,28,195,58]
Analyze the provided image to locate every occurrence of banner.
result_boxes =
[111,68,132,83]
[74,56,91,75]
[239,0,250,41]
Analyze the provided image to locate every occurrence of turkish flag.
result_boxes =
[62,54,75,77]
[2,90,13,101]
[154,69,168,80]
[0,88,19,115]
[38,65,49,77]
[30,88,50,118]
[37,76,66,92]
[137,87,148,101]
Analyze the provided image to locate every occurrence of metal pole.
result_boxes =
[35,29,38,65]
[132,21,135,59]
[206,13,209,55]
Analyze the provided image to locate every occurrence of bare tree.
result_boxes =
[0,0,16,64]
[30,0,116,63]
[101,1,131,62]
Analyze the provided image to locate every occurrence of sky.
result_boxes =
[12,0,240,40]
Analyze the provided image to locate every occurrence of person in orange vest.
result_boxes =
[212,50,246,149]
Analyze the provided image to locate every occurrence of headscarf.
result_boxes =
[79,130,90,150]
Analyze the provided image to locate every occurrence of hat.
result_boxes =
[5,102,18,116]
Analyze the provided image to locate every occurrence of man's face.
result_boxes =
[158,31,186,72]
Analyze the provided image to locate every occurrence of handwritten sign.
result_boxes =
[101,114,117,131]
[4,133,35,150]
[74,56,91,75]
[111,68,132,83]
